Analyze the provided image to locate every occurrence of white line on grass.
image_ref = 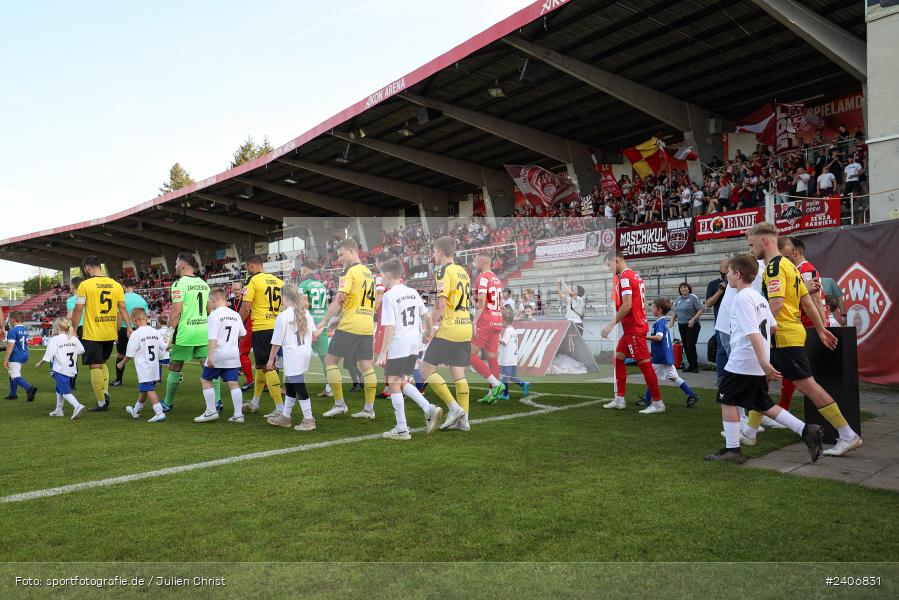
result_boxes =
[1,394,605,504]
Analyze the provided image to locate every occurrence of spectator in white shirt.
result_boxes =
[794,167,811,197]
[817,169,836,196]
[843,156,863,194]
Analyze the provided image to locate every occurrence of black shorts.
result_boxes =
[770,346,813,381]
[423,338,471,368]
[385,355,418,378]
[116,328,129,355]
[76,326,83,340]
[252,329,275,368]
[717,371,775,412]
[82,340,114,365]
[328,330,373,364]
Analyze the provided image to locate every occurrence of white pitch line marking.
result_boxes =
[1,394,605,504]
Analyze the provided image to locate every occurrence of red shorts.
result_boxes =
[471,327,501,354]
[373,324,385,354]
[616,332,650,361]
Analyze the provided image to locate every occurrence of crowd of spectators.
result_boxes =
[588,127,868,227]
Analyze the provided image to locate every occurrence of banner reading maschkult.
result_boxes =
[535,230,613,263]
[617,218,695,259]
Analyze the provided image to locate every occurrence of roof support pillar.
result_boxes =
[751,0,866,81]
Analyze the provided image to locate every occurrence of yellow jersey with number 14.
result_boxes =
[243,272,284,331]
[435,263,472,342]
[76,276,125,342]
[763,255,809,348]
[338,263,375,335]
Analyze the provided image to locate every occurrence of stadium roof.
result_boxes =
[0,0,866,270]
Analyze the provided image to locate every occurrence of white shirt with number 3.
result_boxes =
[42,334,85,378]
[206,306,246,369]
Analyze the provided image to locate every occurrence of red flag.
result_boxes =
[504,165,579,210]
[598,164,622,197]
[735,104,776,147]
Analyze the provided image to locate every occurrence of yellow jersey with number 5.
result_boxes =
[243,272,284,331]
[76,276,124,342]
[338,263,375,335]
[435,263,472,342]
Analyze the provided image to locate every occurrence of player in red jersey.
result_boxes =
[601,250,662,411]
[470,252,507,404]
[775,236,829,410]
[230,282,256,392]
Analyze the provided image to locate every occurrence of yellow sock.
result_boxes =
[90,368,106,404]
[363,369,377,408]
[455,378,470,414]
[264,370,283,407]
[747,411,763,430]
[101,365,110,392]
[426,373,455,407]
[253,369,266,399]
[819,402,848,429]
[327,366,344,402]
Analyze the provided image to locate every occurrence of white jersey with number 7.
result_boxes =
[206,306,246,369]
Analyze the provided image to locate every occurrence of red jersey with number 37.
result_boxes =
[615,268,648,334]
[476,270,504,330]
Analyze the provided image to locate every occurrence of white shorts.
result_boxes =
[6,362,23,379]
[653,363,680,381]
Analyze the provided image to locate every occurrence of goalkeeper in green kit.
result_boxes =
[298,260,332,397]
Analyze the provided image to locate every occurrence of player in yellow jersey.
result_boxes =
[420,236,473,432]
[314,238,378,419]
[745,222,862,456]
[239,255,285,418]
[70,255,130,412]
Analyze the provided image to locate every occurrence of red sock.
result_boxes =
[240,353,254,384]
[469,354,492,380]
[614,357,627,399]
[638,361,661,400]
[779,379,796,409]
[487,356,500,379]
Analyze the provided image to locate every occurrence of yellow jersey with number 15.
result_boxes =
[763,255,809,348]
[338,263,375,335]
[76,276,125,342]
[435,263,472,342]
[243,272,284,331]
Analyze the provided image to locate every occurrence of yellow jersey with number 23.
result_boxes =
[243,272,284,332]
[338,263,375,335]
[435,263,472,342]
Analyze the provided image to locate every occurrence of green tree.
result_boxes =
[230,135,273,168]
[159,162,195,195]
[23,272,61,296]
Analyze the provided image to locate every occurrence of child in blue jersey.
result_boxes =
[4,311,37,401]
[636,298,699,413]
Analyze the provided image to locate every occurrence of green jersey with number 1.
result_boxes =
[170,275,210,346]
[299,278,329,321]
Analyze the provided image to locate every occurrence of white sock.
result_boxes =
[282,396,296,419]
[615,396,625,403]
[63,394,80,408]
[325,383,332,393]
[652,400,665,408]
[402,383,431,414]
[390,392,407,431]
[134,401,144,413]
[723,421,741,449]
[363,402,374,412]
[250,396,260,408]
[152,403,163,416]
[202,388,216,413]
[231,388,243,417]
[447,400,460,412]
[838,425,856,440]
[487,375,501,387]
[299,398,313,421]
[738,407,747,420]
[55,394,64,411]
[772,409,805,436]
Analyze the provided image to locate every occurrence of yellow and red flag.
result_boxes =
[622,137,663,178]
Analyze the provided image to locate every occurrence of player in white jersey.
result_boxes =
[118,307,166,423]
[195,288,247,424]
[35,317,86,420]
[376,258,443,440]
[156,315,172,381]
[266,283,320,432]
[706,255,823,464]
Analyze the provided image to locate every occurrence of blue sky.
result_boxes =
[0,0,533,281]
